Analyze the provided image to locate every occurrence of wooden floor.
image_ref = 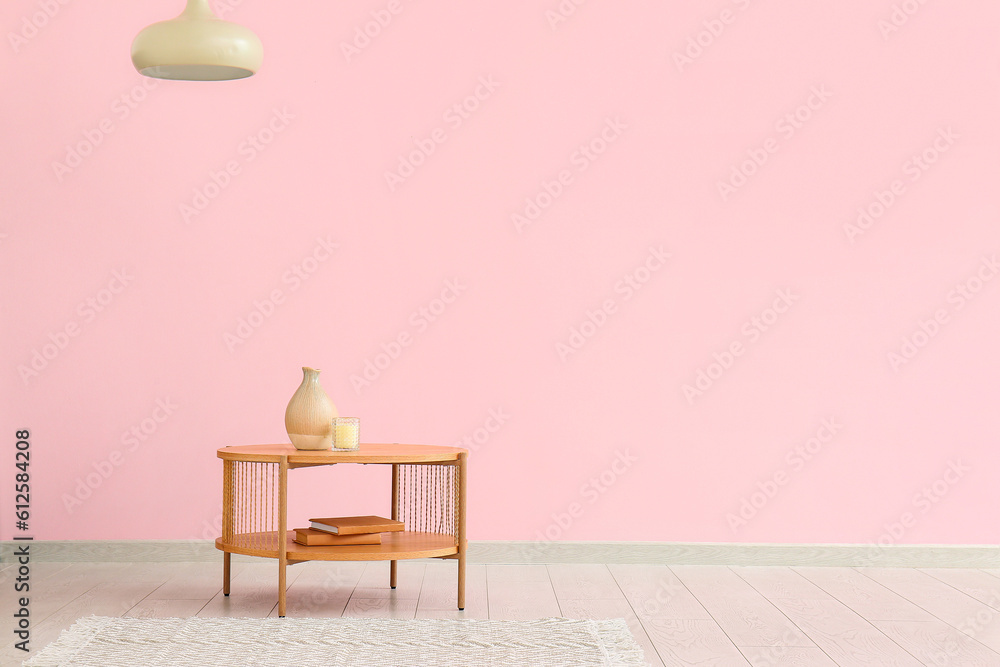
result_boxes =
[4,560,1000,665]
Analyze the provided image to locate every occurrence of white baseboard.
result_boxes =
[470,541,1000,567]
[3,540,998,567]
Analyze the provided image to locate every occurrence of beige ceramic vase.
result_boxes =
[284,367,338,450]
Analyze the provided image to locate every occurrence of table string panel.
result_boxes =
[222,459,281,552]
[394,463,459,541]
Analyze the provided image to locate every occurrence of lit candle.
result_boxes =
[333,417,359,450]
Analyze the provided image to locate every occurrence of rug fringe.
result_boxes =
[23,615,115,666]
[587,618,649,666]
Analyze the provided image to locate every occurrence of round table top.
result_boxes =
[217,443,466,464]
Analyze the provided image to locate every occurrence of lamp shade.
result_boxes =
[131,0,262,81]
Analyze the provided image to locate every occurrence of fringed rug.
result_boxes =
[24,615,648,666]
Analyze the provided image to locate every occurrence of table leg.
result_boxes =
[222,459,233,597]
[458,553,466,611]
[390,463,399,589]
[278,456,289,617]
[458,453,467,610]
[278,559,287,617]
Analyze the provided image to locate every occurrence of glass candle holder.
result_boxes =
[332,417,360,450]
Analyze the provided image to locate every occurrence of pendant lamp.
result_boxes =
[131,0,263,81]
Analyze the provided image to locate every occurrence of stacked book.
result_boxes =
[293,515,404,546]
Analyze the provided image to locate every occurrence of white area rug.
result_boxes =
[24,615,647,666]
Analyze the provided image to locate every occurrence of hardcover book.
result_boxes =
[293,528,382,546]
[308,515,405,535]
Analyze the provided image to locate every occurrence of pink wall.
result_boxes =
[2,1,998,546]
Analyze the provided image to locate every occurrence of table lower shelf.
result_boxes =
[216,530,459,561]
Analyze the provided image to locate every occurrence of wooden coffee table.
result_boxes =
[216,443,468,616]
